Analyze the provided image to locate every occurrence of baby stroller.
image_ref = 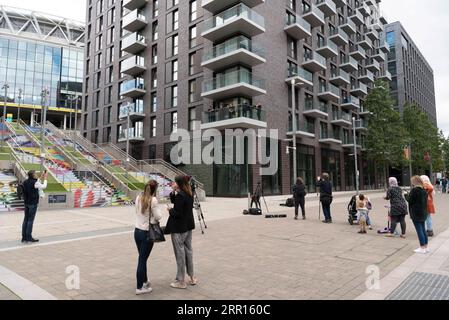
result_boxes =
[347,195,358,225]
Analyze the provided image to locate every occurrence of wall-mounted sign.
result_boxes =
[48,195,67,204]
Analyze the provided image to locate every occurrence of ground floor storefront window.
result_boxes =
[321,148,341,191]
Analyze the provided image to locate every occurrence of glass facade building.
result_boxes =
[0,6,85,127]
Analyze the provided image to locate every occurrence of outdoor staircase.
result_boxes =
[0,170,24,213]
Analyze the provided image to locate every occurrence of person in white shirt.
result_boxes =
[134,180,163,295]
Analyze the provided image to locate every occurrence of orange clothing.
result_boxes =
[423,183,436,214]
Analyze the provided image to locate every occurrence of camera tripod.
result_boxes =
[193,188,207,234]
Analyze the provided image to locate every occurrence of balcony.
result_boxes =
[319,130,342,144]
[318,83,340,103]
[302,51,327,72]
[340,19,356,35]
[377,41,390,53]
[330,69,350,86]
[123,0,147,11]
[120,78,146,98]
[303,102,328,118]
[349,45,366,61]
[286,65,314,87]
[201,69,266,100]
[359,107,372,116]
[365,27,379,42]
[365,58,381,72]
[121,55,146,76]
[302,5,325,28]
[202,36,266,70]
[372,49,386,62]
[349,10,364,26]
[356,35,373,51]
[287,121,316,138]
[201,105,267,130]
[350,82,368,97]
[380,12,388,25]
[341,95,360,111]
[371,20,384,32]
[316,38,338,58]
[201,4,265,42]
[355,120,368,131]
[123,9,147,33]
[340,56,358,72]
[284,14,312,40]
[342,136,362,149]
[357,2,370,17]
[118,127,145,143]
[331,111,352,126]
[378,70,392,81]
[119,101,146,120]
[332,0,347,7]
[329,28,349,46]
[122,32,146,54]
[202,0,265,14]
[316,0,337,17]
[358,70,374,84]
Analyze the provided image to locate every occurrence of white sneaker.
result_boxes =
[143,282,151,289]
[426,248,431,253]
[414,248,428,254]
[136,287,153,295]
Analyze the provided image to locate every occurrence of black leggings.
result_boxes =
[295,199,305,217]
[390,215,406,235]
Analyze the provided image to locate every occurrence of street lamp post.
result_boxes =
[352,117,360,195]
[17,88,23,122]
[40,87,49,172]
[290,77,304,184]
[74,95,79,135]
[1,83,9,151]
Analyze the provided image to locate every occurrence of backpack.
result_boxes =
[16,183,24,200]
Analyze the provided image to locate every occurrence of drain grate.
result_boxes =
[386,272,449,300]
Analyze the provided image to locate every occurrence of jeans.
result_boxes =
[321,202,331,220]
[251,199,261,209]
[366,212,372,226]
[134,228,154,290]
[295,199,305,217]
[171,231,194,282]
[426,215,433,231]
[22,204,38,241]
[413,221,428,247]
[390,215,406,235]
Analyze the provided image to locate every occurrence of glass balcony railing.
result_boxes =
[203,36,265,61]
[122,32,146,48]
[332,111,352,122]
[123,9,146,26]
[289,120,315,134]
[304,100,328,113]
[120,78,145,94]
[202,69,266,93]
[341,56,358,67]
[330,27,348,41]
[203,105,266,124]
[350,45,366,56]
[320,83,340,96]
[121,55,145,71]
[317,38,338,52]
[303,4,325,21]
[304,51,327,66]
[331,69,350,82]
[342,95,360,107]
[287,65,313,83]
[119,101,144,118]
[351,82,368,92]
[202,3,265,32]
[285,14,312,33]
[119,126,144,141]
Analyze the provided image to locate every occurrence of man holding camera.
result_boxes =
[317,173,333,224]
[21,170,48,243]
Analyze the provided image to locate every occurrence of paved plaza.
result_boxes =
[0,192,448,300]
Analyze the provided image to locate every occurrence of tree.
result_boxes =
[364,80,407,187]
[441,135,449,174]
[402,104,444,175]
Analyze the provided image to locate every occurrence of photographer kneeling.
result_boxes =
[166,175,198,289]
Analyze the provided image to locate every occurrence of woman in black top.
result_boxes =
[293,177,307,220]
[405,176,429,254]
[166,176,197,289]
[317,173,333,223]
[385,177,408,238]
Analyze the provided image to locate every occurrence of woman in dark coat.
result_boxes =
[385,177,408,238]
[293,177,307,220]
[166,176,197,289]
[405,176,429,254]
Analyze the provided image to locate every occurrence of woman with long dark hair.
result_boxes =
[134,180,162,295]
[166,175,197,289]
[293,177,307,220]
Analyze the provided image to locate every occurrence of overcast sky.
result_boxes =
[1,0,448,135]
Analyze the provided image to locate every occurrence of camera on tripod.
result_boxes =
[186,176,207,234]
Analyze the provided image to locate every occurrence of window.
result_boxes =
[172,10,179,31]
[172,60,178,81]
[188,79,196,103]
[287,36,297,59]
[151,92,157,112]
[172,34,178,56]
[171,85,178,107]
[152,21,159,41]
[189,26,197,48]
[153,0,159,18]
[188,107,198,131]
[152,45,158,64]
[150,117,157,137]
[190,0,197,22]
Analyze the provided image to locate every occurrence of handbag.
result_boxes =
[146,198,166,243]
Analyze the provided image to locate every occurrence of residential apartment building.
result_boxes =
[0,6,85,127]
[82,0,391,196]
[384,22,437,124]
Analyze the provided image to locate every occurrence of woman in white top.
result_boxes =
[134,180,163,295]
